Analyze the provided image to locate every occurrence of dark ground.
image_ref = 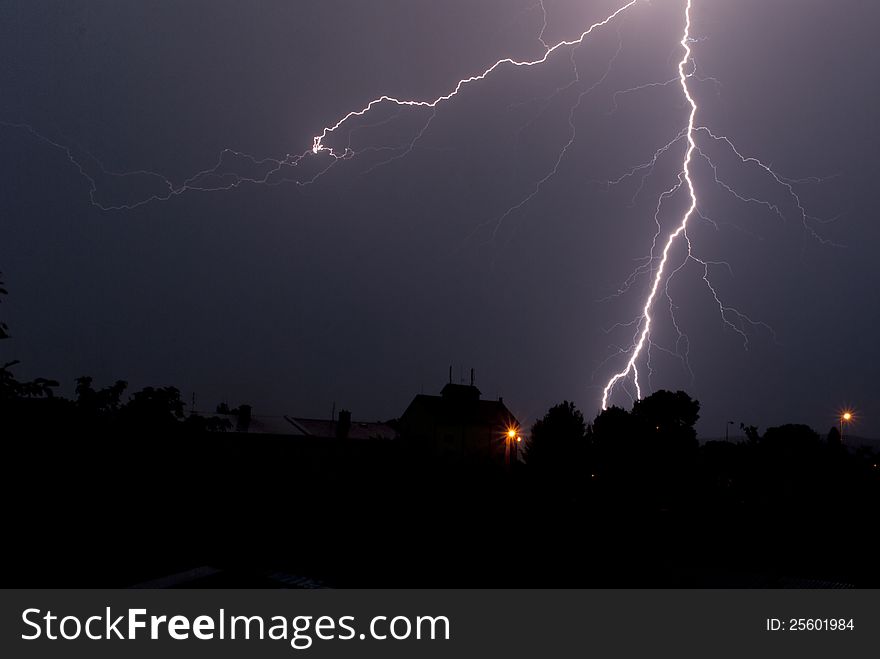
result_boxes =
[4,431,877,589]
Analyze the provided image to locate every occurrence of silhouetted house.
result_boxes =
[287,411,396,441]
[205,409,397,481]
[399,382,520,467]
[280,411,397,477]
[209,407,395,440]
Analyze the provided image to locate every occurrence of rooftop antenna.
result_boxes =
[470,368,475,387]
[449,365,452,384]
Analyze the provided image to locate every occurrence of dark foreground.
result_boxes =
[4,431,878,588]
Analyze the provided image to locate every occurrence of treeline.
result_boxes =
[523,390,878,514]
[511,392,878,586]
[1,373,233,436]
[3,273,879,586]
[1,273,232,435]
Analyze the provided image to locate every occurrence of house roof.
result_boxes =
[286,417,396,440]
[402,393,517,428]
[211,413,302,435]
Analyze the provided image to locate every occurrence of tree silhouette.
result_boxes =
[75,376,127,413]
[591,405,633,443]
[0,274,59,401]
[589,405,636,484]
[761,423,820,449]
[120,386,186,433]
[826,426,842,446]
[587,391,701,507]
[0,272,9,340]
[524,400,588,487]
[740,422,760,444]
[631,389,700,448]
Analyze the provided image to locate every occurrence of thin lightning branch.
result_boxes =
[538,0,551,50]
[608,61,719,115]
[0,120,305,210]
[592,128,687,206]
[360,107,439,176]
[483,32,625,243]
[663,244,696,378]
[694,127,840,245]
[508,37,586,136]
[597,171,683,304]
[610,77,679,115]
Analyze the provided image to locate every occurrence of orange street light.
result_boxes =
[840,410,854,442]
[505,426,521,467]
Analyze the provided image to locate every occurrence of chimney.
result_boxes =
[336,409,351,439]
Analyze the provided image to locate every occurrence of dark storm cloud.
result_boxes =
[1,0,878,437]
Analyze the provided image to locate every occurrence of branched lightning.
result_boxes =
[2,0,834,411]
[600,0,699,408]
[597,0,831,409]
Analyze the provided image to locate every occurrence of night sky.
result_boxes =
[1,0,878,438]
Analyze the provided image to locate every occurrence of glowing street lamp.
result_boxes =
[840,411,854,442]
[505,426,521,467]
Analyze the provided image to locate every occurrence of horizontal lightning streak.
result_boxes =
[310,0,641,155]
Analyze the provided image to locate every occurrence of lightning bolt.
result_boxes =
[598,1,834,409]
[2,0,834,410]
[600,0,699,409]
